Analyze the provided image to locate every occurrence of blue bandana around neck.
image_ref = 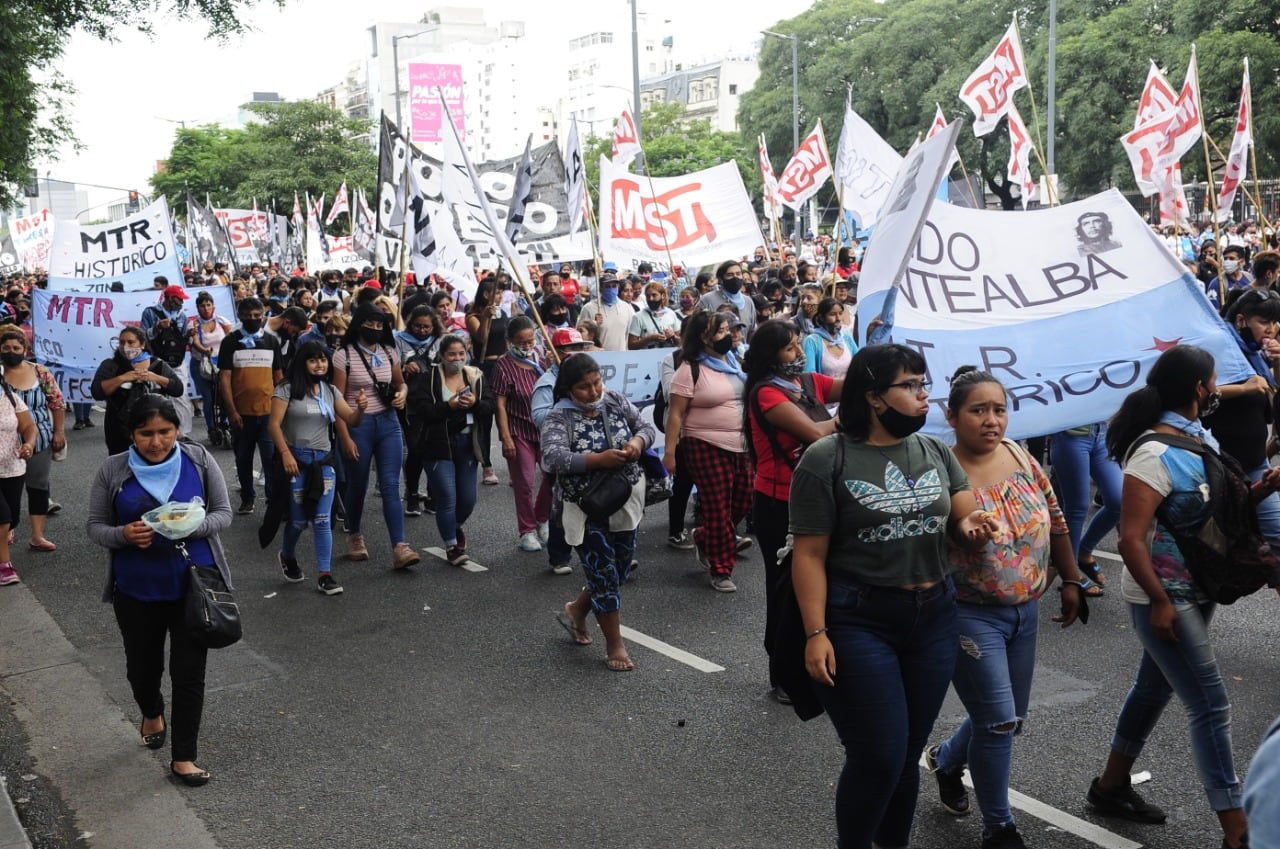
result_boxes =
[312,384,336,423]
[129,350,151,366]
[509,348,545,376]
[1158,410,1221,452]
[699,351,746,381]
[240,329,264,349]
[813,326,845,348]
[396,329,435,349]
[722,287,747,311]
[128,445,183,506]
[357,343,385,368]
[165,306,185,323]
[1229,324,1277,387]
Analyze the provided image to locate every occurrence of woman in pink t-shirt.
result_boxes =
[663,310,752,593]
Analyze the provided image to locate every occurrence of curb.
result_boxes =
[0,777,31,849]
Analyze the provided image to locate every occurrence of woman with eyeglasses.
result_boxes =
[789,344,994,849]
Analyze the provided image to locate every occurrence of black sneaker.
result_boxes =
[925,744,970,816]
[421,497,436,515]
[1086,777,1167,824]
[237,499,255,515]
[981,823,1027,849]
[279,553,304,583]
[404,493,423,517]
[317,573,343,595]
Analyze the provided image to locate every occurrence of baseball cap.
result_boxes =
[363,280,383,291]
[551,328,588,348]
[162,285,189,300]
[602,261,618,272]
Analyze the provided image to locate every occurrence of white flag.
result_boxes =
[564,114,587,235]
[759,134,783,222]
[776,120,833,210]
[506,134,535,246]
[926,104,962,172]
[1216,61,1252,223]
[611,109,642,168]
[1006,105,1037,208]
[959,18,1030,136]
[325,182,349,226]
[833,103,904,230]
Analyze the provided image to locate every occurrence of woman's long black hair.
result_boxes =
[341,304,394,349]
[1107,344,1215,461]
[740,320,798,463]
[285,340,331,404]
[837,344,928,442]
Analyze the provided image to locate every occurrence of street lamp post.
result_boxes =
[631,0,643,176]
[392,28,435,130]
[762,29,800,248]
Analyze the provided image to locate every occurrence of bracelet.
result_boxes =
[1059,579,1083,591]
[806,627,829,640]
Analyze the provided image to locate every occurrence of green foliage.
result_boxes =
[583,101,758,209]
[150,101,377,223]
[741,0,1280,203]
[0,0,280,208]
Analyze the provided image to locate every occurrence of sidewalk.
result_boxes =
[0,585,221,849]
[0,777,30,849]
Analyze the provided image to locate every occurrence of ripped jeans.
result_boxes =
[280,446,337,574]
[934,599,1039,836]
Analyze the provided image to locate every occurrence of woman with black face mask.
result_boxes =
[662,311,754,593]
[0,330,65,552]
[787,343,994,849]
[91,326,185,456]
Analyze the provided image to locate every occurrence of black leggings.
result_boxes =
[0,473,25,530]
[477,359,497,468]
[752,492,790,686]
[667,440,695,536]
[112,592,209,762]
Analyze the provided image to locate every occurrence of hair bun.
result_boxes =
[951,364,979,381]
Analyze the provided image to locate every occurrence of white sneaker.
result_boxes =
[518,532,543,552]
[537,522,550,543]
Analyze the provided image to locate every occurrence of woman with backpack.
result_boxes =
[91,326,186,456]
[742,320,842,702]
[925,365,1084,849]
[1086,345,1280,849]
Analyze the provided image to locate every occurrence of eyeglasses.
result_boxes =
[884,379,932,396]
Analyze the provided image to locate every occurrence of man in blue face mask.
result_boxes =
[576,272,633,351]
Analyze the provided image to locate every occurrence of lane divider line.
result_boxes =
[619,626,725,673]
[423,547,489,573]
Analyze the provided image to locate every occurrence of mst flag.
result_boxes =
[1121,56,1203,199]
[959,18,1030,136]
[777,120,833,210]
[759,134,783,222]
[833,104,904,230]
[1216,61,1252,223]
[1006,105,1037,208]
[857,187,1253,439]
[611,109,642,168]
[325,182,350,226]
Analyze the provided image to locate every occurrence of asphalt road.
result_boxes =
[4,422,1280,849]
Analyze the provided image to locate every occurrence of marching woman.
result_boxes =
[1087,345,1276,849]
[268,341,367,595]
[493,315,553,551]
[663,311,753,592]
[0,329,65,552]
[742,320,842,701]
[927,366,1084,849]
[801,297,858,379]
[91,326,185,456]
[789,344,994,849]
[407,334,495,565]
[0,376,37,587]
[396,306,443,517]
[332,305,420,569]
[542,353,655,671]
[187,292,233,446]
[86,395,233,786]
[464,280,507,485]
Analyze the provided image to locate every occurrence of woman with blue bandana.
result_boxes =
[91,326,185,456]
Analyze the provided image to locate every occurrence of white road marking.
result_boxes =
[619,626,725,673]
[423,547,488,572]
[920,757,1143,849]
[1093,550,1123,563]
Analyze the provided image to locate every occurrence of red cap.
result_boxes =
[364,280,383,291]
[162,285,189,300]
[551,328,587,348]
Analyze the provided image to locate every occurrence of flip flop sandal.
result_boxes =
[1080,560,1106,587]
[1080,577,1105,598]
[555,611,592,646]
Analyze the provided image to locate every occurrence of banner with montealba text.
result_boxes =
[31,285,235,403]
[45,197,184,292]
[856,188,1254,440]
[598,157,761,269]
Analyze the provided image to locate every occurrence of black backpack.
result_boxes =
[652,352,697,434]
[1132,433,1280,604]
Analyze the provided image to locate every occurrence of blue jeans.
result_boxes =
[816,578,959,849]
[345,410,407,545]
[1051,424,1123,556]
[73,402,92,424]
[232,414,274,501]
[426,432,478,547]
[936,600,1039,836]
[1246,463,1280,546]
[1111,600,1242,811]
[190,363,225,434]
[281,447,336,572]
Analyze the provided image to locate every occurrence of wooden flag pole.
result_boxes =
[1193,55,1228,303]
[1014,19,1058,207]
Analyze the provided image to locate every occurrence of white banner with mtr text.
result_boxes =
[45,198,184,292]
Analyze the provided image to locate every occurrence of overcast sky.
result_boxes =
[42,0,812,212]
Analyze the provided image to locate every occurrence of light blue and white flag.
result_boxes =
[857,187,1253,440]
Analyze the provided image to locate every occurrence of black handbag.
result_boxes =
[578,469,633,524]
[177,541,242,649]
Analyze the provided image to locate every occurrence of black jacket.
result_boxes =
[406,364,495,462]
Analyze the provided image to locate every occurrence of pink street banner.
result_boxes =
[409,63,465,144]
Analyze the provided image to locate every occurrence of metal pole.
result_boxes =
[631,0,644,176]
[791,35,800,248]
[393,36,402,129]
[1046,0,1057,173]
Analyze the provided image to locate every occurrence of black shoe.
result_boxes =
[170,762,210,787]
[84,418,95,428]
[770,686,793,705]
[209,429,222,447]
[279,553,304,583]
[982,823,1027,849]
[421,497,436,515]
[73,420,87,431]
[317,573,343,595]
[925,744,970,816]
[1086,777,1167,824]
[404,493,422,517]
[237,499,255,515]
[140,717,166,750]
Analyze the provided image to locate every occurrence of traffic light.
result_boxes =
[127,190,140,213]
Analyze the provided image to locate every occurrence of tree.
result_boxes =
[0,0,280,208]
[150,100,377,223]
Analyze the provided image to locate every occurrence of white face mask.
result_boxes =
[1224,259,1241,274]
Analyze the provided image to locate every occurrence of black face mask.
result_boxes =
[306,371,325,384]
[0,352,23,368]
[647,299,665,312]
[240,318,263,333]
[721,279,743,294]
[711,335,734,355]
[550,312,568,326]
[359,327,383,345]
[876,404,928,439]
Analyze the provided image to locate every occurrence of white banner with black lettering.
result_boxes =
[31,285,235,403]
[46,198,184,292]
[856,188,1254,439]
